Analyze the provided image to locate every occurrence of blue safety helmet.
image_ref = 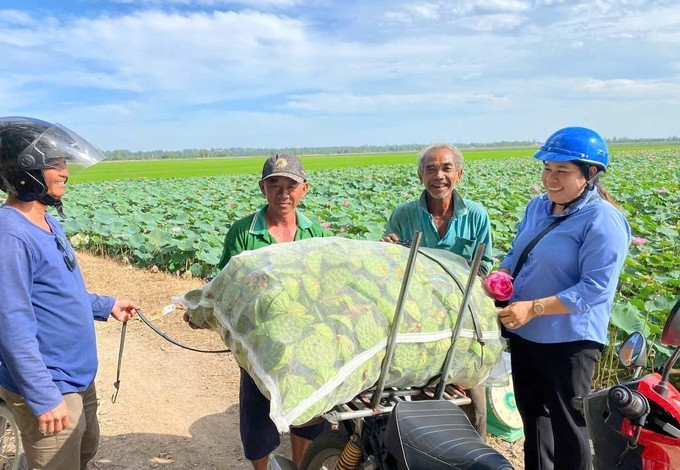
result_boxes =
[533,127,608,171]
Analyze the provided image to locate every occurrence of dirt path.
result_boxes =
[80,252,524,469]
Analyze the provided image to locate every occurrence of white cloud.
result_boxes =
[1,1,679,149]
[111,0,303,7]
[579,78,680,97]
[0,9,34,26]
[286,92,509,113]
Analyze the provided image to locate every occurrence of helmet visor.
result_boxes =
[19,123,106,176]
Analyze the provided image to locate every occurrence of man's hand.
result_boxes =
[380,233,399,243]
[183,312,206,330]
[37,400,69,436]
[111,299,140,322]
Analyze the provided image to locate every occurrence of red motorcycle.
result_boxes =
[573,297,680,469]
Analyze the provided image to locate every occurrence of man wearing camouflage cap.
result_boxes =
[196,154,328,469]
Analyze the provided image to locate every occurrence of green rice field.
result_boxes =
[71,144,680,183]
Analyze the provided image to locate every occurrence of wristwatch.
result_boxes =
[532,300,545,316]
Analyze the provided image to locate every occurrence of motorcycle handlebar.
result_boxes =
[609,386,649,421]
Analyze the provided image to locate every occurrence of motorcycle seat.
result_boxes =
[384,400,514,470]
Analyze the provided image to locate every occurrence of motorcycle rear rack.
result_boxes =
[322,384,472,423]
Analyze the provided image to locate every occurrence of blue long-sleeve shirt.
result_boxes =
[0,206,114,416]
[500,189,631,345]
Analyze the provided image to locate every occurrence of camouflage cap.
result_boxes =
[261,154,307,183]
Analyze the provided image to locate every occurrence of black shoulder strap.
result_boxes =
[511,216,568,278]
[510,192,602,279]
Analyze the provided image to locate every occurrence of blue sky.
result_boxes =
[1,0,678,151]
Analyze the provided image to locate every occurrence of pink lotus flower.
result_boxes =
[339,227,345,233]
[632,236,648,246]
[658,188,668,194]
[343,199,350,206]
[321,222,331,229]
[402,192,409,198]
[485,271,514,302]
[172,226,182,233]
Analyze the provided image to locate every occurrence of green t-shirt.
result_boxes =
[383,190,493,275]
[217,205,325,270]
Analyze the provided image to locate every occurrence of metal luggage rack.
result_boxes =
[322,385,472,423]
[322,230,485,424]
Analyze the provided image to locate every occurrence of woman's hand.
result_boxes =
[497,301,535,329]
[37,400,69,436]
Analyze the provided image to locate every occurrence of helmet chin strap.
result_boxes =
[38,193,66,218]
[554,170,603,211]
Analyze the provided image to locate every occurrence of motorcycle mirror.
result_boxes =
[661,297,680,346]
[618,332,647,369]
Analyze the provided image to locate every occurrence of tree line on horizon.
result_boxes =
[102,136,680,161]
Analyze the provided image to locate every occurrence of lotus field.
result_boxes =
[57,148,679,380]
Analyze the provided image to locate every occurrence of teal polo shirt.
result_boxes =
[383,190,493,275]
[217,205,325,270]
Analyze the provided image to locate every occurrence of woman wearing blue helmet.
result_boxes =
[496,127,631,470]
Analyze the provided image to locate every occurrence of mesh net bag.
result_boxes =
[175,237,503,431]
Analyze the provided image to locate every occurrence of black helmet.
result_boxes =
[0,117,105,210]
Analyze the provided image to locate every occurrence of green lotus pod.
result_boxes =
[328,315,354,333]
[318,292,352,311]
[421,317,440,333]
[323,267,353,287]
[243,271,269,292]
[183,288,203,307]
[413,348,430,371]
[442,292,462,312]
[313,366,338,386]
[232,346,249,369]
[363,258,392,277]
[433,338,451,355]
[355,313,384,350]
[266,314,309,344]
[235,313,256,336]
[351,277,382,302]
[255,287,285,322]
[281,277,300,300]
[321,251,347,266]
[263,341,289,372]
[304,251,324,276]
[301,274,321,300]
[297,334,337,370]
[377,297,396,323]
[312,323,334,340]
[385,279,404,301]
[269,253,304,267]
[188,305,217,329]
[337,334,355,362]
[267,291,307,318]
[404,300,421,322]
[281,377,316,410]
[393,343,420,370]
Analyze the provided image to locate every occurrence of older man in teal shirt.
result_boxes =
[382,143,493,439]
[383,143,493,275]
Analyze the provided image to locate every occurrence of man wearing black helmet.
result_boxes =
[0,117,139,470]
